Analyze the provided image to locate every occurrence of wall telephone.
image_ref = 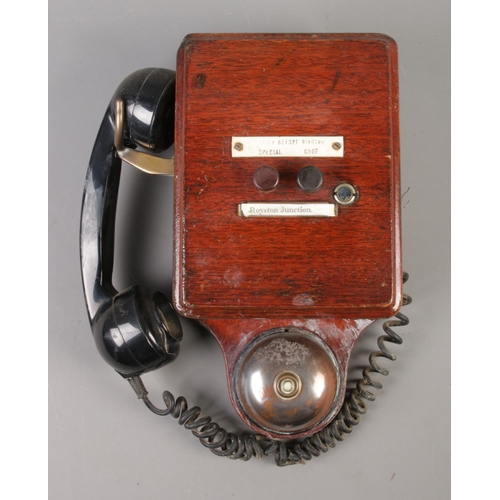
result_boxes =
[80,33,411,466]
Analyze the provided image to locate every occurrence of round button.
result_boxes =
[333,183,357,205]
[297,166,323,191]
[253,166,279,191]
[234,328,340,436]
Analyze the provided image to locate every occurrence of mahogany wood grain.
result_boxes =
[174,33,401,320]
[173,34,402,437]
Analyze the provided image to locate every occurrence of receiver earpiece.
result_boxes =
[80,67,180,377]
[113,67,176,152]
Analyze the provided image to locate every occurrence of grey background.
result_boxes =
[49,1,450,498]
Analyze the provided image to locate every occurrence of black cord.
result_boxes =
[128,272,411,466]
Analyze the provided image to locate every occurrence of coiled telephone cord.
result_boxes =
[128,272,411,466]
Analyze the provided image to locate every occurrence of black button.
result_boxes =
[297,166,323,192]
[253,166,279,191]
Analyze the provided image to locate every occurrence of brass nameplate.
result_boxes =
[232,136,344,158]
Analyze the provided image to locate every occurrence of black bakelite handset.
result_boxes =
[81,68,182,377]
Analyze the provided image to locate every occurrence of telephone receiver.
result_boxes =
[80,34,411,466]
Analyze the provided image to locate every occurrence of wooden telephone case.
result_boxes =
[172,34,401,439]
